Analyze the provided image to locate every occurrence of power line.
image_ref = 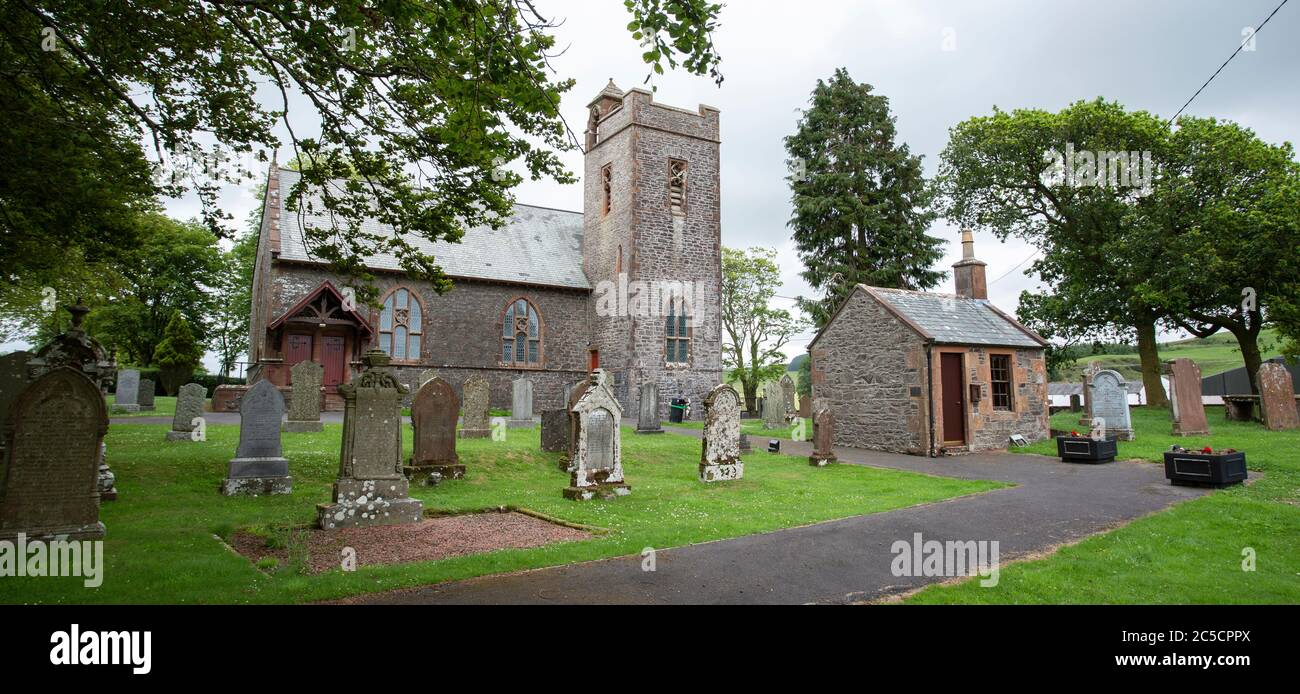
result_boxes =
[1168,0,1290,124]
[989,250,1039,285]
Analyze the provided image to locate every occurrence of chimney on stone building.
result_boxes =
[952,228,988,300]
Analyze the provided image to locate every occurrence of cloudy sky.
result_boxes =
[159,0,1300,370]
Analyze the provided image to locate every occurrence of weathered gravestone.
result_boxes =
[0,367,107,541]
[541,409,569,452]
[739,431,752,453]
[0,351,34,467]
[509,377,534,428]
[1165,358,1210,436]
[1259,362,1299,431]
[137,378,156,411]
[459,375,491,439]
[809,400,837,467]
[564,369,629,500]
[284,361,324,432]
[780,374,796,414]
[1079,362,1100,426]
[798,398,811,419]
[1088,369,1134,441]
[561,379,587,470]
[700,384,744,482]
[113,369,141,413]
[405,376,463,485]
[167,383,207,441]
[221,379,293,495]
[316,350,423,528]
[762,381,785,429]
[635,381,664,434]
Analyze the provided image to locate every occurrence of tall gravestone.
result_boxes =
[113,369,141,413]
[762,381,785,429]
[0,367,107,541]
[1078,362,1100,426]
[509,377,534,428]
[541,409,569,452]
[317,350,423,529]
[780,374,797,414]
[635,381,664,434]
[809,401,837,467]
[1088,369,1134,441]
[1258,363,1299,431]
[405,376,463,485]
[562,379,587,470]
[284,361,324,432]
[564,369,629,500]
[0,351,34,467]
[1165,358,1209,436]
[167,383,207,441]
[221,380,293,495]
[459,375,491,439]
[700,384,743,482]
[137,378,156,411]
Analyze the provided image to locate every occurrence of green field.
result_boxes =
[1063,328,1282,382]
[106,394,177,419]
[907,406,1300,604]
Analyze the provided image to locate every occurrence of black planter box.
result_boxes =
[1055,436,1117,464]
[1163,451,1247,487]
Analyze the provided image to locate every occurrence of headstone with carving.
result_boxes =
[405,376,463,485]
[809,400,837,466]
[283,361,324,432]
[1088,369,1134,441]
[509,377,534,428]
[635,381,664,434]
[221,380,293,495]
[459,375,491,439]
[1259,362,1299,431]
[1165,358,1209,436]
[167,383,207,441]
[541,409,569,452]
[762,381,784,429]
[137,378,156,411]
[564,369,629,500]
[317,350,423,528]
[780,374,796,414]
[700,384,743,482]
[113,369,141,413]
[0,367,108,541]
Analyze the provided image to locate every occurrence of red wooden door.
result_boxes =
[322,336,346,388]
[286,333,313,370]
[940,352,966,444]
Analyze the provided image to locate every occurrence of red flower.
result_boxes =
[1201,446,1213,454]
[1071,431,1079,437]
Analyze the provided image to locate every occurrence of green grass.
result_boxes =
[665,419,812,441]
[0,421,1001,604]
[1064,328,1282,382]
[106,395,177,418]
[907,405,1300,604]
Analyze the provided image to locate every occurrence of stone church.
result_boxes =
[241,81,722,418]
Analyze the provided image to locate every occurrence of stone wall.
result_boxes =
[936,345,1050,452]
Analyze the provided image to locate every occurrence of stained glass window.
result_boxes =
[378,287,423,361]
[502,298,542,367]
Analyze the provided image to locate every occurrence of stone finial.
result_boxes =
[362,348,390,369]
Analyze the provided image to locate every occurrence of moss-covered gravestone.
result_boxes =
[405,376,463,485]
[700,384,743,482]
[284,361,324,433]
[459,375,491,439]
[167,382,207,441]
[137,378,156,412]
[564,369,629,500]
[221,379,292,495]
[809,400,837,467]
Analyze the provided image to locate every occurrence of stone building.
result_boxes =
[240,81,722,417]
[808,231,1049,455]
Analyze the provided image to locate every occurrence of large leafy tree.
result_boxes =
[1,1,723,303]
[211,228,257,380]
[154,311,204,394]
[721,247,805,413]
[785,68,944,327]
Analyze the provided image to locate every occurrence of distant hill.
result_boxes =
[1063,328,1282,382]
[787,353,807,372]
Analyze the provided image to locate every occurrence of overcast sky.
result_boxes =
[35,0,1297,371]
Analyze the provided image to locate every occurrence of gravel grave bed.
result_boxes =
[230,511,592,574]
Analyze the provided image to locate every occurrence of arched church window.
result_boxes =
[378,287,423,362]
[501,298,542,367]
[665,297,691,365]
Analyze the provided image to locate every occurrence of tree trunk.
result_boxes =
[1135,315,1168,407]
[1227,322,1265,395]
[741,377,757,414]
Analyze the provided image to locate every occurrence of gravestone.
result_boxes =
[405,376,463,485]
[700,384,743,482]
[0,351,33,467]
[509,377,534,428]
[798,398,811,419]
[1165,358,1209,436]
[1258,363,1299,431]
[635,381,664,434]
[113,369,141,413]
[316,350,423,529]
[809,401,837,466]
[762,381,784,429]
[739,431,752,453]
[0,367,107,541]
[137,378,156,411]
[1088,369,1134,441]
[284,361,324,432]
[541,409,569,452]
[564,369,629,500]
[167,383,207,441]
[1069,394,1082,412]
[780,374,796,414]
[221,379,293,495]
[562,379,587,470]
[1078,362,1100,426]
[459,375,491,439]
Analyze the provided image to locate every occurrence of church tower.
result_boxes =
[582,80,723,419]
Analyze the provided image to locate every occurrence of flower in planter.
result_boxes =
[1201,446,1213,454]
[1070,430,1080,437]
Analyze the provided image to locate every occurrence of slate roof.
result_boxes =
[273,168,590,289]
[867,286,1046,348]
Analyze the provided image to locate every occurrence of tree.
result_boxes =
[796,353,811,398]
[721,247,805,413]
[211,229,257,380]
[2,1,723,304]
[785,68,944,327]
[155,311,204,395]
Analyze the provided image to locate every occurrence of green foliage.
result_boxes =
[721,247,805,411]
[796,352,811,397]
[785,68,944,327]
[155,311,204,394]
[624,0,724,85]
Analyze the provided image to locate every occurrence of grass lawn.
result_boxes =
[665,418,811,441]
[0,421,1001,604]
[1065,328,1281,382]
[106,394,177,418]
[907,405,1300,604]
